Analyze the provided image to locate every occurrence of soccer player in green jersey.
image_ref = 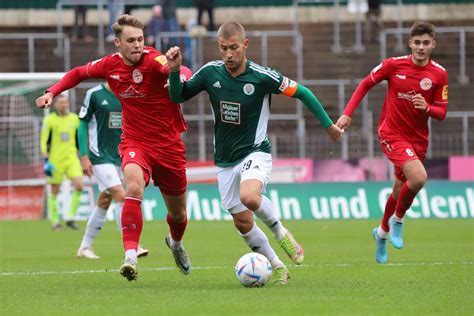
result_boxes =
[166,22,343,285]
[77,82,149,259]
[40,95,84,231]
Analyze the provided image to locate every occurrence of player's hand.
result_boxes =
[335,114,352,130]
[80,156,93,177]
[43,158,56,177]
[412,94,427,111]
[165,46,183,72]
[325,124,344,142]
[36,92,54,108]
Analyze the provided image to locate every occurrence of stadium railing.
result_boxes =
[0,33,70,72]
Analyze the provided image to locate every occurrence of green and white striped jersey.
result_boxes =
[79,84,122,166]
[182,60,290,167]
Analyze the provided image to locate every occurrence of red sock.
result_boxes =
[122,197,143,251]
[394,182,418,219]
[166,213,187,241]
[381,194,397,232]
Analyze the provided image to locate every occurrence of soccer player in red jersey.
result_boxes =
[336,21,448,264]
[36,15,193,280]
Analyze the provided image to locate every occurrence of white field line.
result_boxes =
[0,261,472,277]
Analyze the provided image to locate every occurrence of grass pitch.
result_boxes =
[0,219,473,315]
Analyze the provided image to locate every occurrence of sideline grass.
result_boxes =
[0,219,473,315]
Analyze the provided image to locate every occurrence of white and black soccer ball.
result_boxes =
[235,252,272,287]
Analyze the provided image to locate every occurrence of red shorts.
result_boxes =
[119,140,187,196]
[379,137,427,182]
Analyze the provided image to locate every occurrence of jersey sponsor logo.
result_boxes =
[420,78,432,91]
[220,101,241,125]
[442,85,448,100]
[108,112,122,128]
[243,83,255,96]
[109,75,120,80]
[397,90,417,101]
[396,74,406,80]
[132,69,143,84]
[372,63,383,74]
[119,85,146,99]
[154,55,167,65]
[101,100,109,105]
[213,81,221,88]
[278,76,290,92]
[60,132,70,142]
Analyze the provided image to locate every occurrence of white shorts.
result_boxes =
[217,151,272,214]
[92,163,123,192]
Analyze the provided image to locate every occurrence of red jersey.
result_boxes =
[47,47,191,146]
[344,55,448,144]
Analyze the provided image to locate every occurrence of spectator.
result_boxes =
[72,5,93,43]
[365,0,383,43]
[107,1,124,42]
[146,5,169,48]
[158,0,181,47]
[194,0,215,31]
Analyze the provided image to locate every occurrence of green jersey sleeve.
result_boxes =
[78,89,96,121]
[169,64,208,103]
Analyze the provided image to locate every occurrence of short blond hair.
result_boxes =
[112,15,145,38]
[217,22,246,41]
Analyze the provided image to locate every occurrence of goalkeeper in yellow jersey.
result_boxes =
[40,95,84,231]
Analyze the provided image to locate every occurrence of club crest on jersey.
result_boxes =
[420,78,432,91]
[132,69,143,84]
[243,83,255,95]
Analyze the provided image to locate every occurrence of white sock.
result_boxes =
[79,206,107,249]
[168,234,182,249]
[240,222,278,263]
[392,215,404,223]
[270,257,285,269]
[254,195,287,241]
[113,202,123,235]
[377,226,388,239]
[125,249,137,263]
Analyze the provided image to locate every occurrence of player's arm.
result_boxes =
[165,46,204,103]
[40,116,55,176]
[78,120,93,177]
[414,73,448,121]
[288,83,343,141]
[36,57,108,108]
[40,116,51,159]
[337,59,391,130]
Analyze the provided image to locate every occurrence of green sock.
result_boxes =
[68,190,82,220]
[48,194,59,225]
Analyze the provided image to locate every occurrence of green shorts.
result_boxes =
[47,157,83,184]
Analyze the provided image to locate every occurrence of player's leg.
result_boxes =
[389,159,427,249]
[152,141,189,274]
[119,162,146,280]
[66,158,84,230]
[162,193,190,274]
[232,210,289,285]
[48,183,61,230]
[240,153,304,264]
[371,178,402,263]
[77,191,112,259]
[219,162,289,285]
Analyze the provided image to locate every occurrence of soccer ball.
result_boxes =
[235,252,272,287]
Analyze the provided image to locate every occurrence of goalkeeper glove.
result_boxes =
[44,158,56,177]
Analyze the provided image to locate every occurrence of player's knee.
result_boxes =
[409,172,427,192]
[125,182,144,198]
[240,193,260,211]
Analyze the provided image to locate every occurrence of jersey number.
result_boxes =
[405,149,414,157]
[243,160,252,171]
[129,151,136,158]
